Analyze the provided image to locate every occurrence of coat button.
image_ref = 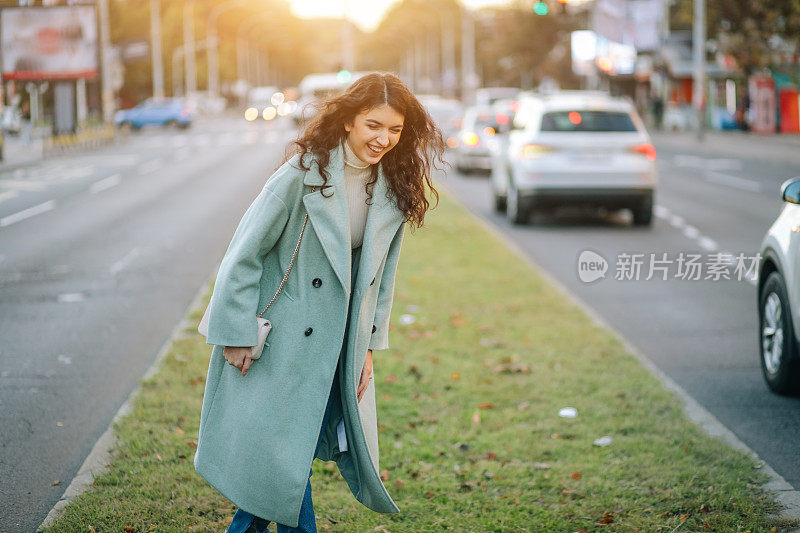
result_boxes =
[312,278,322,288]
[372,325,377,333]
[370,277,375,286]
[305,327,313,336]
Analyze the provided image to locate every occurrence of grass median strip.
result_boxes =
[45,189,797,532]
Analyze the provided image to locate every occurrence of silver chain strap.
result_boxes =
[257,185,316,318]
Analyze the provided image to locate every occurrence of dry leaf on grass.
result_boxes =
[595,511,614,525]
[570,472,582,480]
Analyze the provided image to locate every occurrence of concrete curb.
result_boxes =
[435,179,800,530]
[37,276,215,531]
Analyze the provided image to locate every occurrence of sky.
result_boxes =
[288,0,513,32]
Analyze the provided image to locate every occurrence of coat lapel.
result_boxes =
[301,142,405,294]
[302,143,352,291]
[356,161,405,293]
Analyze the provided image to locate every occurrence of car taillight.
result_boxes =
[461,132,479,147]
[630,143,656,161]
[519,144,553,159]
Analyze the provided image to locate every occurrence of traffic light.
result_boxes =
[533,1,548,15]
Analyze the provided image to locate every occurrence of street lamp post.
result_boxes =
[150,0,165,99]
[173,40,211,97]
[236,14,279,86]
[207,0,246,99]
[183,0,198,97]
[98,0,114,123]
[461,5,477,105]
[692,0,706,140]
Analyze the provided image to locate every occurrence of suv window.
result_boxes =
[540,110,636,132]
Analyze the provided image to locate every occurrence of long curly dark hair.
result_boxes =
[285,72,446,228]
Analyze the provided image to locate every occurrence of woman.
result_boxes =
[194,72,445,532]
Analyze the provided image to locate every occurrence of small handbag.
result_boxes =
[198,187,315,359]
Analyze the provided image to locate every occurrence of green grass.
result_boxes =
[44,189,798,532]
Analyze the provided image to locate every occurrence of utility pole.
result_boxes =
[208,0,245,100]
[183,0,197,97]
[98,0,114,123]
[442,21,456,98]
[342,0,355,72]
[692,0,705,140]
[150,0,164,99]
[461,6,476,104]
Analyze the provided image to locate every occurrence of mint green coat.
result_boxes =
[193,143,404,527]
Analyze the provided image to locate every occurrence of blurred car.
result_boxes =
[455,106,501,174]
[187,91,227,115]
[420,96,463,149]
[292,71,367,127]
[114,97,193,130]
[245,86,280,121]
[475,87,520,107]
[0,106,23,135]
[491,91,657,225]
[757,178,800,395]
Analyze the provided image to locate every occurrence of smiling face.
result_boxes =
[344,104,405,164]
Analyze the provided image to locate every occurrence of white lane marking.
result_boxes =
[173,146,192,162]
[697,236,718,251]
[89,174,121,194]
[58,293,85,303]
[0,179,46,191]
[669,214,685,228]
[193,134,211,147]
[110,247,141,275]
[683,225,700,239]
[704,170,762,192]
[171,135,189,148]
[673,155,743,171]
[0,190,19,204]
[0,200,55,227]
[219,132,237,146]
[138,160,163,174]
[653,204,670,218]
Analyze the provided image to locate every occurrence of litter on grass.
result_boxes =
[399,314,416,325]
[593,436,613,447]
[558,407,577,418]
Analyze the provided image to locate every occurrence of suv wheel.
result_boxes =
[494,193,507,212]
[506,180,528,225]
[760,271,800,395]
[632,194,653,226]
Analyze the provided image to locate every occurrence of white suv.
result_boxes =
[758,178,800,395]
[491,91,657,225]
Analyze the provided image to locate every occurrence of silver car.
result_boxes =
[491,91,657,225]
[758,178,800,395]
[455,106,500,174]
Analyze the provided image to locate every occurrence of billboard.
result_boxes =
[1,6,98,81]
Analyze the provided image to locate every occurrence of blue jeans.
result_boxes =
[225,363,340,533]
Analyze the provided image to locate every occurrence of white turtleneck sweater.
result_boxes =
[343,139,374,249]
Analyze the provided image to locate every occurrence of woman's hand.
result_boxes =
[223,346,254,376]
[357,349,373,403]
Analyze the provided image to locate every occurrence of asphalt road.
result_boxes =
[436,134,800,489]
[0,116,296,532]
